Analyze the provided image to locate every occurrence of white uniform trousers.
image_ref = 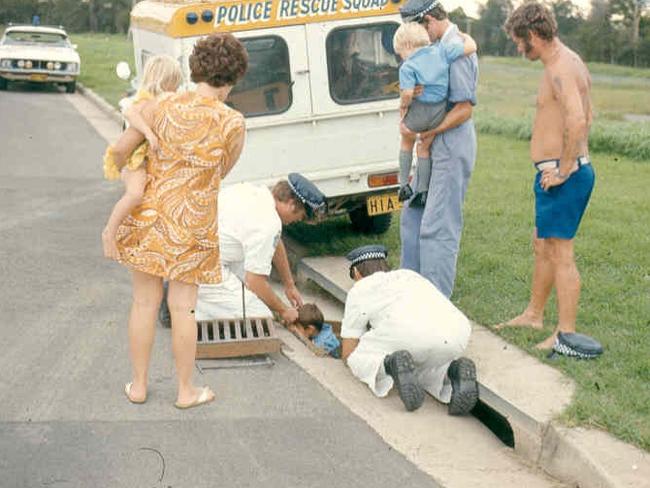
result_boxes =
[347,319,471,402]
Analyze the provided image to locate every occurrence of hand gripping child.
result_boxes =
[101,55,183,260]
[394,23,476,207]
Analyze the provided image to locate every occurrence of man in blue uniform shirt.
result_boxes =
[399,0,479,298]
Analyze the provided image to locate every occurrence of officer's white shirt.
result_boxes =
[218,183,282,279]
[195,183,280,320]
[341,269,471,400]
[341,269,469,342]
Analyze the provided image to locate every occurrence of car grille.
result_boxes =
[8,59,69,70]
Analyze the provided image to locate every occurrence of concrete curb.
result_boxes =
[76,82,123,126]
[285,240,646,488]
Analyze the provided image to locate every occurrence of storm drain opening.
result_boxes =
[471,400,515,448]
[196,317,281,359]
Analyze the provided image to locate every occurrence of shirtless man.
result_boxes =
[498,2,595,349]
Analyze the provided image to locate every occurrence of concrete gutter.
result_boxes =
[286,239,650,488]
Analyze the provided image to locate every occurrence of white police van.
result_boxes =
[127,0,405,233]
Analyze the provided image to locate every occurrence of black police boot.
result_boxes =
[384,350,425,412]
[447,357,479,416]
[398,184,414,202]
[409,191,427,208]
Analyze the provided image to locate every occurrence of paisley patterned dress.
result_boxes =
[116,91,245,285]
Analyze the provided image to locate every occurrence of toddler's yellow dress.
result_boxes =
[102,90,154,180]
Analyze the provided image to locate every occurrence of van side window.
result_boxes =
[326,23,400,105]
[226,36,292,117]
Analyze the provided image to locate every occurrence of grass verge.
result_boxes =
[287,132,650,451]
[69,32,134,107]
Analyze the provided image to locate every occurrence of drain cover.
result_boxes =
[196,317,281,359]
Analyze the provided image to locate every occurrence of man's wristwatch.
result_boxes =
[556,169,569,181]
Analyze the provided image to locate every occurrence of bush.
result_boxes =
[475,113,650,161]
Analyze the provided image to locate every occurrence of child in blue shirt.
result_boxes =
[393,22,476,206]
[290,303,341,358]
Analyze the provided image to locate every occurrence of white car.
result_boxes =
[0,24,80,93]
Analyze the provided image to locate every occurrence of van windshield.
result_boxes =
[3,31,69,47]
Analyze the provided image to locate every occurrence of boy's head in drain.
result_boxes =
[294,303,325,338]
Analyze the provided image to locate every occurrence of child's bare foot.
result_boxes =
[494,312,544,331]
[101,228,120,260]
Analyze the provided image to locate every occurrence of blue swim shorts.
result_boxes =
[534,162,595,239]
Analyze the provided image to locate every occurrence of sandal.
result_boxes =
[124,382,146,404]
[174,386,215,410]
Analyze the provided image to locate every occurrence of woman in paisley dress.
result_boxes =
[108,34,248,409]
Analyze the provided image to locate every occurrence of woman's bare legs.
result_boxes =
[168,280,214,405]
[127,270,163,402]
[102,167,147,260]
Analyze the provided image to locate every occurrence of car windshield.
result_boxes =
[2,31,69,47]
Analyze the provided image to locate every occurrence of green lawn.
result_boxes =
[69,32,134,107]
[287,133,650,451]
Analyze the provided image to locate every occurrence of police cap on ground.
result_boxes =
[400,0,440,22]
[288,173,327,218]
[550,332,604,360]
[346,244,389,269]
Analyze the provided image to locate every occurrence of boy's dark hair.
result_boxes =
[349,258,391,280]
[272,180,307,214]
[504,2,557,42]
[190,33,248,87]
[297,303,324,332]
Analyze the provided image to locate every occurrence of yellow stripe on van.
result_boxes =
[131,0,404,37]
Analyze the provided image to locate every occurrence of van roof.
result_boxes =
[132,0,404,38]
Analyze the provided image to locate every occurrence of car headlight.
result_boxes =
[66,62,78,72]
[0,59,12,69]
[17,60,25,68]
[54,62,62,70]
[47,61,54,70]
[25,60,33,69]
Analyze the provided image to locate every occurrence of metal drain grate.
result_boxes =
[196,317,281,359]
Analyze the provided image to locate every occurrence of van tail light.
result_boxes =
[368,172,398,188]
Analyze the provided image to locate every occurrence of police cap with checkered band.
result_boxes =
[399,0,441,22]
[288,173,327,219]
[346,244,389,271]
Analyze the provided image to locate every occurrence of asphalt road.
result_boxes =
[0,86,440,488]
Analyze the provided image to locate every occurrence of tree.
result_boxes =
[449,7,475,36]
[577,0,618,63]
[610,0,650,65]
[474,0,515,56]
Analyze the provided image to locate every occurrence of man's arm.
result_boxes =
[542,69,588,189]
[418,102,473,139]
[341,338,360,362]
[339,286,370,364]
[244,271,298,324]
[272,240,303,307]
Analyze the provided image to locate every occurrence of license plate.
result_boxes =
[29,74,48,81]
[366,193,402,216]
